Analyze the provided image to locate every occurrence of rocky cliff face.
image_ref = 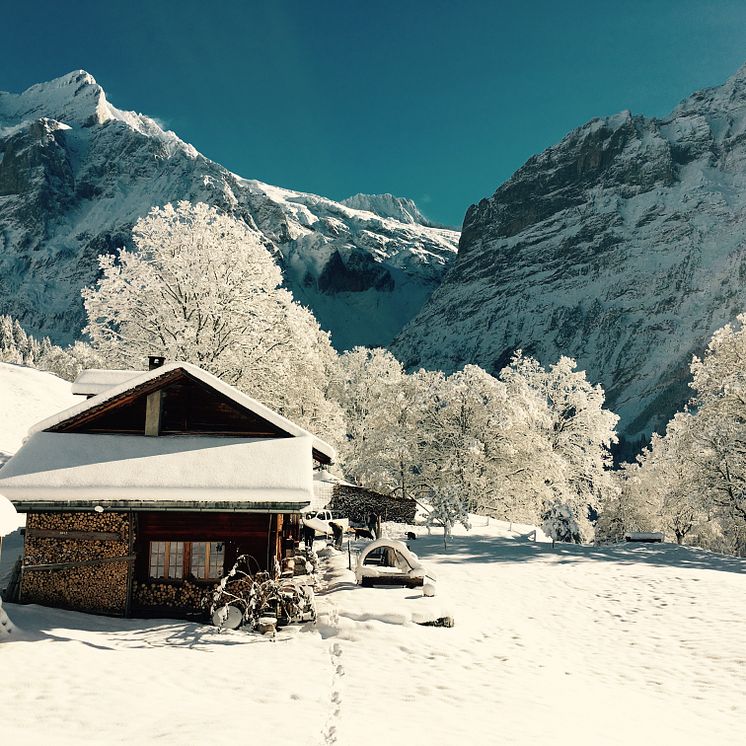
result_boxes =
[0,71,458,348]
[393,65,746,441]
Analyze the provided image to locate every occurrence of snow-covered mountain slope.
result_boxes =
[393,63,746,441]
[0,362,81,464]
[0,71,459,349]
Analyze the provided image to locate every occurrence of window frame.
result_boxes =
[147,540,225,582]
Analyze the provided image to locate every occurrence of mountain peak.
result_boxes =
[670,61,746,120]
[1,69,111,127]
[42,70,98,88]
[341,193,431,225]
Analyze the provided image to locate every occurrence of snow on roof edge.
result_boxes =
[71,368,142,396]
[30,362,336,461]
[0,432,315,505]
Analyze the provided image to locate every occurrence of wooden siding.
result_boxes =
[133,511,277,586]
[50,369,291,438]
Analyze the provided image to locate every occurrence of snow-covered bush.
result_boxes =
[210,555,315,632]
[541,500,582,546]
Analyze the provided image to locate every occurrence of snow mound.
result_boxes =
[0,363,81,463]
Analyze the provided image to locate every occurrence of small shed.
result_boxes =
[313,472,416,525]
[0,360,334,618]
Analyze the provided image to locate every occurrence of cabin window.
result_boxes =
[190,541,225,580]
[148,540,224,581]
[149,541,185,579]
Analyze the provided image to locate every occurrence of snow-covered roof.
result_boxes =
[313,469,355,488]
[71,368,141,396]
[0,432,314,511]
[34,361,336,463]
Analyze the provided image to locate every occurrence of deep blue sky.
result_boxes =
[3,0,746,226]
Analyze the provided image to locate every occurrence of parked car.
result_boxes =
[302,509,349,537]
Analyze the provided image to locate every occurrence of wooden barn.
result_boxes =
[0,359,335,618]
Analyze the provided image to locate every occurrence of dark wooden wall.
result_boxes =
[54,369,289,438]
[133,511,276,582]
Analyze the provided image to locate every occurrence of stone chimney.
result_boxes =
[148,355,165,370]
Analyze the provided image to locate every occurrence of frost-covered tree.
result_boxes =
[613,314,746,556]
[332,348,618,539]
[0,315,41,365]
[82,201,343,445]
[416,366,494,511]
[687,316,746,531]
[418,364,555,523]
[503,353,619,540]
[424,484,471,549]
[0,314,97,382]
[36,341,105,383]
[595,461,660,542]
[330,347,423,496]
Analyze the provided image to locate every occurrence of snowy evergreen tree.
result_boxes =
[541,499,582,546]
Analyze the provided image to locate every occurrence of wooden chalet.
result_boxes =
[0,359,335,618]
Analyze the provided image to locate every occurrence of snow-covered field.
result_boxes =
[1,363,744,743]
[3,520,744,745]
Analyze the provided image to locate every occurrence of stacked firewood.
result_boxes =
[21,511,131,615]
[24,537,126,565]
[22,563,129,614]
[134,579,212,610]
[27,512,128,535]
[329,484,417,524]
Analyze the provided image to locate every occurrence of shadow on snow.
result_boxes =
[412,534,746,575]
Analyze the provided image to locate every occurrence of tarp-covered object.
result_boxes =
[0,432,315,510]
[0,493,19,536]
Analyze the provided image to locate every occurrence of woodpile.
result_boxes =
[329,484,417,524]
[133,579,212,611]
[21,511,131,615]
[22,562,129,614]
[27,511,129,535]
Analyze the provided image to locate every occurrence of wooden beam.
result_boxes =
[145,390,162,436]
[124,512,135,618]
[24,555,137,572]
[26,529,124,542]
